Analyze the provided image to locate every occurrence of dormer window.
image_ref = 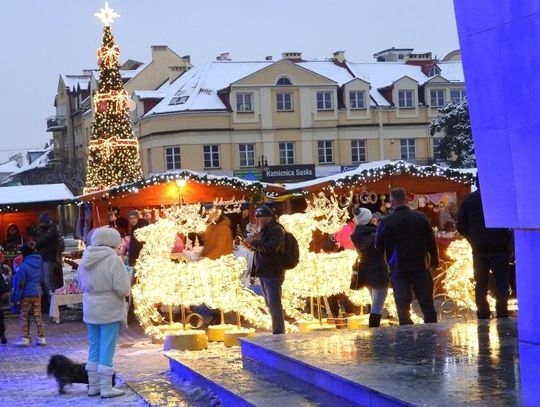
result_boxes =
[349,91,366,110]
[398,90,414,108]
[428,65,441,77]
[236,93,253,112]
[276,77,293,86]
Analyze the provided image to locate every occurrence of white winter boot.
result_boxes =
[98,364,124,398]
[85,362,100,396]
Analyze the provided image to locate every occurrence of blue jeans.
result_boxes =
[370,287,388,315]
[473,252,509,318]
[87,322,121,367]
[391,270,437,325]
[260,277,285,334]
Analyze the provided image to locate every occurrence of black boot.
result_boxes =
[368,313,382,328]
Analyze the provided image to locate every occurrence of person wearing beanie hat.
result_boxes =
[77,227,130,398]
[38,212,51,225]
[353,207,373,226]
[11,243,46,346]
[350,208,390,328]
[243,204,286,334]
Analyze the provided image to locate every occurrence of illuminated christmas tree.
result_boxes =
[84,2,142,194]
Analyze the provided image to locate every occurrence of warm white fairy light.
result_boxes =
[131,209,297,340]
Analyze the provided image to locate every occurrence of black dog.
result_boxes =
[47,354,116,394]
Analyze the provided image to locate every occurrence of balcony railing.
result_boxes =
[401,157,448,166]
[46,116,67,132]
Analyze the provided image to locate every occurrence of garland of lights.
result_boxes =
[83,3,142,194]
[285,161,476,198]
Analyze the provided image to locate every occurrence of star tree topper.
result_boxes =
[95,2,120,26]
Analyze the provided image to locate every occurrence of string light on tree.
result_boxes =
[84,2,142,194]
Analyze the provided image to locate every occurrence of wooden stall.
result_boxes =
[0,184,75,242]
[78,170,284,229]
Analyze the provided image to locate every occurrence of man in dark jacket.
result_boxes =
[375,188,439,325]
[127,210,149,267]
[35,212,60,309]
[457,179,511,319]
[244,205,286,334]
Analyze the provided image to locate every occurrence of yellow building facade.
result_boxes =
[134,50,465,181]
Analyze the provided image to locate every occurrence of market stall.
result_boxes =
[77,169,283,234]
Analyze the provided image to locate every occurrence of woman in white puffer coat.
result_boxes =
[77,227,130,398]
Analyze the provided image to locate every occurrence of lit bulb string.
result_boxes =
[283,161,476,198]
[84,21,142,194]
[131,209,297,340]
[436,239,517,318]
[78,169,273,204]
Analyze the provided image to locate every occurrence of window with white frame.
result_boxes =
[279,142,295,165]
[430,89,445,108]
[316,91,333,110]
[236,93,253,112]
[400,139,416,160]
[398,90,414,108]
[349,91,366,110]
[351,140,367,163]
[276,92,293,111]
[239,144,255,167]
[203,145,220,168]
[317,140,334,164]
[433,137,443,159]
[450,88,466,102]
[165,146,181,170]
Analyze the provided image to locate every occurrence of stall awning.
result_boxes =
[0,183,74,210]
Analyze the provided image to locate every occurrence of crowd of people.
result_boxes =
[0,183,516,398]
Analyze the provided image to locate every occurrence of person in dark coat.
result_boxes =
[457,179,511,319]
[244,205,286,334]
[350,207,390,327]
[375,188,439,325]
[127,210,149,267]
[35,212,60,309]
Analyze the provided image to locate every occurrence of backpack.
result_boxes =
[279,226,300,270]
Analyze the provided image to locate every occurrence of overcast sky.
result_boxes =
[0,0,459,163]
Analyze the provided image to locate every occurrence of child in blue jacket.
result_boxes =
[11,243,46,346]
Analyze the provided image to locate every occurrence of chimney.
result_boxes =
[216,52,231,61]
[265,55,273,61]
[282,51,302,61]
[151,45,168,61]
[333,50,346,64]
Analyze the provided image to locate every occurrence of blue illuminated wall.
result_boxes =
[453,1,540,343]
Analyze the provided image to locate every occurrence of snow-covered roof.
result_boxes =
[9,145,53,177]
[133,90,167,99]
[346,62,429,106]
[437,62,465,82]
[121,63,147,80]
[281,160,475,190]
[61,74,91,92]
[0,184,74,205]
[296,61,354,86]
[146,61,274,115]
[282,160,393,190]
